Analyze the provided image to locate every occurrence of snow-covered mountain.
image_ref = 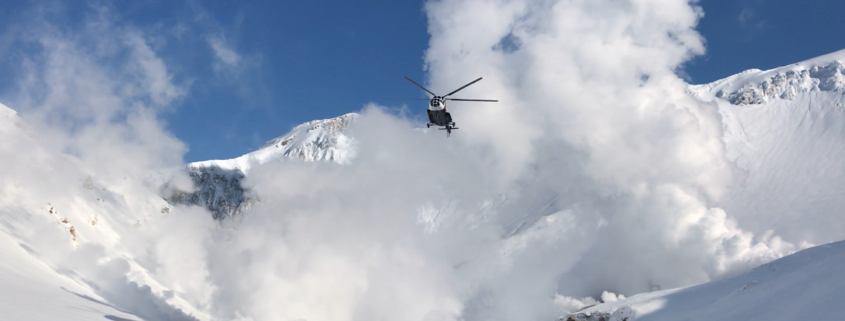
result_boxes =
[3,47,845,321]
[166,113,357,219]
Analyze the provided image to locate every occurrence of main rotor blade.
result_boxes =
[444,77,483,97]
[403,76,436,97]
[382,99,430,101]
[446,98,498,102]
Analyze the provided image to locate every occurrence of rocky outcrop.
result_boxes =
[163,165,252,219]
[717,60,844,105]
[562,307,633,321]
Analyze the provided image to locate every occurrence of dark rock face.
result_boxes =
[163,165,253,220]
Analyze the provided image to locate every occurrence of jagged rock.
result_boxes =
[689,55,845,106]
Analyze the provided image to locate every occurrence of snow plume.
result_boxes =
[5,2,188,181]
[0,1,810,321]
[418,0,795,313]
[192,0,799,320]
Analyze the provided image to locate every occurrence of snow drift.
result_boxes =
[564,240,845,321]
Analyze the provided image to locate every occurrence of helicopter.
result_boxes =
[388,76,498,137]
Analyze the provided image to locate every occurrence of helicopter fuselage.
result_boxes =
[426,96,453,127]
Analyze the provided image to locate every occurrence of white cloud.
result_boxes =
[737,5,769,32]
[206,34,242,69]
[190,5,269,107]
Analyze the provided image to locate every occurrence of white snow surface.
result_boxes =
[0,230,142,321]
[564,240,845,321]
[699,50,845,244]
[0,102,209,321]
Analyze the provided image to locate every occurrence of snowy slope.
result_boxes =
[563,240,845,321]
[0,103,208,321]
[0,105,144,321]
[0,230,143,321]
[168,113,358,218]
[692,49,845,244]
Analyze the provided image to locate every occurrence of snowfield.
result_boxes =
[0,230,142,321]
[565,240,845,321]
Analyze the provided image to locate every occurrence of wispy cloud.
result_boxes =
[188,4,270,108]
[206,34,242,69]
[737,1,771,34]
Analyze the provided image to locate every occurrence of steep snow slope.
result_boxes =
[564,240,845,321]
[0,106,144,321]
[168,113,358,218]
[0,103,208,321]
[691,49,845,244]
[0,230,142,321]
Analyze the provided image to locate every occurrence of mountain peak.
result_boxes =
[259,112,357,150]
[170,112,359,219]
[190,112,359,174]
[252,112,358,164]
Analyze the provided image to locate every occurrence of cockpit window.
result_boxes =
[430,97,442,107]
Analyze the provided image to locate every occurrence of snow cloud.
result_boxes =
[205,0,798,320]
[3,2,188,182]
[0,1,816,321]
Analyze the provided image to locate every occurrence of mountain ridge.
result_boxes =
[689,48,845,105]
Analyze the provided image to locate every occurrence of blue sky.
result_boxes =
[0,0,843,163]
